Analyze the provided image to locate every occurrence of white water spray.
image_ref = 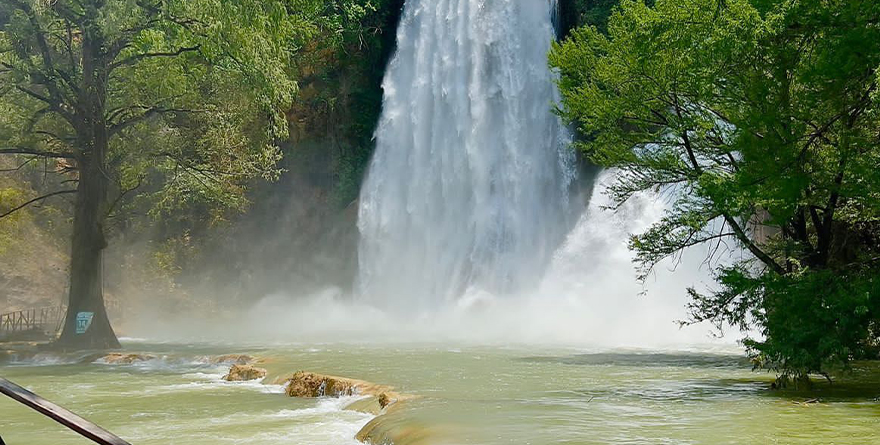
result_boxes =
[357,0,576,310]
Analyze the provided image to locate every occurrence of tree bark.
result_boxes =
[55,152,120,350]
[55,15,120,351]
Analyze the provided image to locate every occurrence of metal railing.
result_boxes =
[0,377,131,445]
[0,305,66,338]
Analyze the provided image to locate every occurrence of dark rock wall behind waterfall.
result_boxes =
[175,0,618,307]
[157,0,408,305]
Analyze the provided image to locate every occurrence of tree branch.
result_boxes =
[108,106,199,136]
[0,157,39,173]
[107,175,145,217]
[670,94,786,275]
[724,214,787,275]
[7,0,76,104]
[0,147,76,159]
[109,45,201,71]
[0,189,76,219]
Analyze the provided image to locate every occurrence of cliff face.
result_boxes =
[129,0,408,305]
[0,226,67,311]
[0,161,68,311]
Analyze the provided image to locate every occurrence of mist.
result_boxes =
[120,171,741,352]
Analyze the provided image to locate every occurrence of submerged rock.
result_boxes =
[211,354,256,365]
[223,364,267,382]
[96,353,156,364]
[345,391,397,415]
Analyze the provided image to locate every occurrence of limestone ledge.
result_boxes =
[94,352,156,364]
[271,371,421,444]
[223,364,267,381]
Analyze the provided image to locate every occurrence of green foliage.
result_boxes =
[0,1,383,328]
[284,0,402,206]
[552,0,880,376]
[751,268,880,377]
[571,0,627,32]
[0,0,368,225]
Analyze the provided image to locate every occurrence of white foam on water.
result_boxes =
[116,396,372,445]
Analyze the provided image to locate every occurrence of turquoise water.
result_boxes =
[2,341,879,444]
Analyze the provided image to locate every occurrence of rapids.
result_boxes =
[2,342,879,444]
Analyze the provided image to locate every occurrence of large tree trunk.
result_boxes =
[56,20,120,351]
[55,154,120,350]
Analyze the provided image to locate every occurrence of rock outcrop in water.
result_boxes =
[223,364,267,381]
[271,370,418,443]
[274,371,409,411]
[280,371,358,397]
[95,353,155,364]
[211,354,256,365]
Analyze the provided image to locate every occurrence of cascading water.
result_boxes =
[357,0,577,310]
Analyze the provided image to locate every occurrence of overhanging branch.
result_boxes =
[109,45,201,71]
[107,175,145,218]
[0,147,76,159]
[0,157,39,173]
[0,189,76,219]
[108,106,199,136]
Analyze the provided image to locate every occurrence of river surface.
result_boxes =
[2,340,879,444]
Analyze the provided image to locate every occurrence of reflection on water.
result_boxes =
[1,342,879,444]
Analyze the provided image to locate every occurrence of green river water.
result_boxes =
[1,341,879,444]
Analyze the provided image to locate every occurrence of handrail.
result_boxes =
[0,377,131,445]
[0,305,66,336]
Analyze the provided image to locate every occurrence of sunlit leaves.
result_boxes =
[552,0,880,376]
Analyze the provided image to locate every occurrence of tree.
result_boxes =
[0,0,345,350]
[551,0,880,378]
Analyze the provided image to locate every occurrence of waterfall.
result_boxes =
[550,0,562,38]
[357,0,576,311]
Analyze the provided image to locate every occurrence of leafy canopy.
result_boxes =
[551,0,880,377]
[0,0,371,223]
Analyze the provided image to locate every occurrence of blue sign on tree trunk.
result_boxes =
[75,312,94,334]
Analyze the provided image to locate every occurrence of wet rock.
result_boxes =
[223,364,267,382]
[271,370,418,443]
[275,371,412,416]
[355,403,431,445]
[344,391,397,415]
[96,353,155,364]
[212,354,255,365]
[283,371,357,397]
[378,392,391,409]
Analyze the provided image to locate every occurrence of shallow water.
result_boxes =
[1,341,879,444]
